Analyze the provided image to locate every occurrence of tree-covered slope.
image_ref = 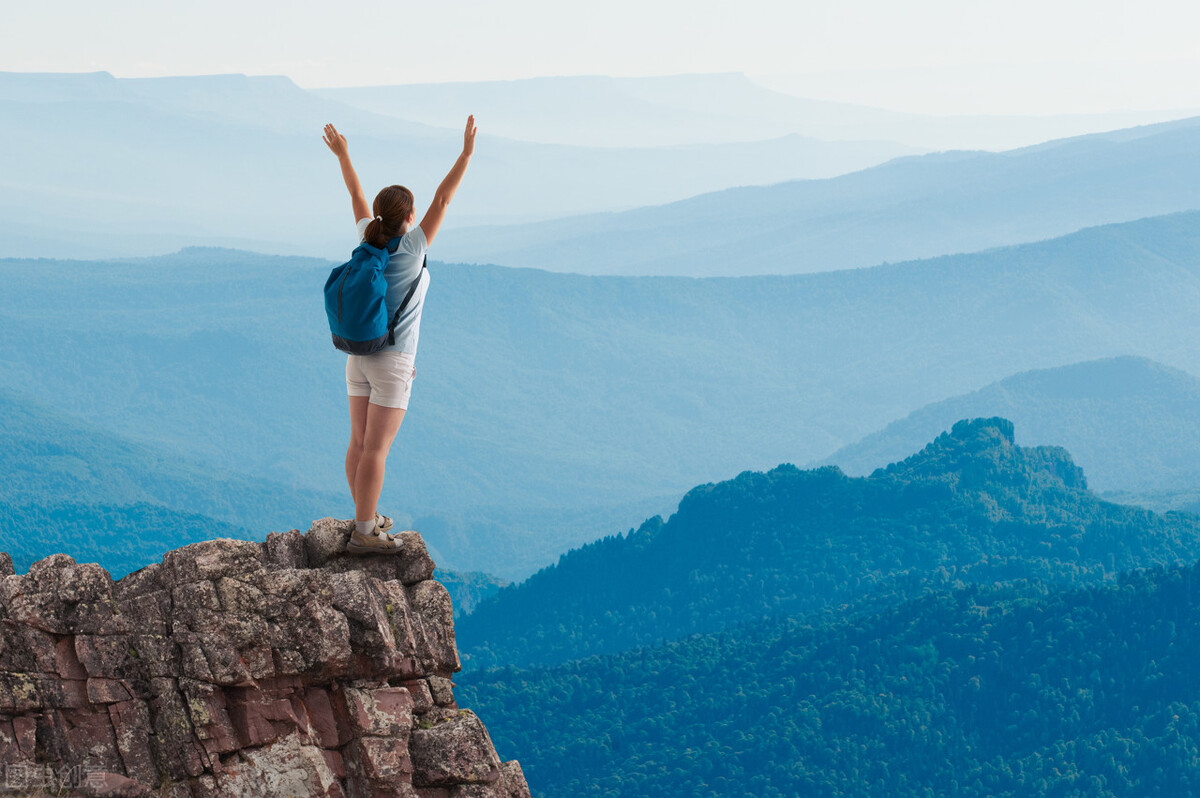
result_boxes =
[456,419,1200,670]
[825,356,1200,493]
[460,561,1200,797]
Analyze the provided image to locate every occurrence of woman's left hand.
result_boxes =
[462,115,477,157]
[323,123,350,159]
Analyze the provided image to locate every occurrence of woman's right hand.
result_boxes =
[323,123,350,159]
[462,115,477,157]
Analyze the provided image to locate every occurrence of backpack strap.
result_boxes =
[387,254,428,346]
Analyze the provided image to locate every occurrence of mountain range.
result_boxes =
[8,211,1200,578]
[318,72,1179,151]
[0,71,919,260]
[434,116,1200,275]
[6,70,1200,267]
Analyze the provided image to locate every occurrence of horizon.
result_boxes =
[10,65,1200,121]
[6,0,1200,115]
[8,64,1200,120]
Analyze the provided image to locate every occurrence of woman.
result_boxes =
[322,116,477,554]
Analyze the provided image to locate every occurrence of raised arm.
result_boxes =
[323,123,371,224]
[420,115,477,248]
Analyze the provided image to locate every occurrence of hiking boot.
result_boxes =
[347,526,404,555]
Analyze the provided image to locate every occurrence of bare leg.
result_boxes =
[353,402,407,522]
[346,395,370,505]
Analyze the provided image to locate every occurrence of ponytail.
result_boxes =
[365,185,415,248]
[363,215,385,248]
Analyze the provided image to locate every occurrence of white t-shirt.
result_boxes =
[355,217,430,356]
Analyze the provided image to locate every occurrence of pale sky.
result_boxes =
[5,0,1200,114]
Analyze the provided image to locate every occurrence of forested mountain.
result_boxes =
[456,419,1200,670]
[826,357,1200,493]
[434,117,1200,275]
[9,212,1200,578]
[460,561,1200,797]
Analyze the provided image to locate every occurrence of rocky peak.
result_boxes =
[874,416,1086,492]
[0,519,531,798]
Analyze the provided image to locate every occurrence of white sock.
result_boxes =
[355,519,376,536]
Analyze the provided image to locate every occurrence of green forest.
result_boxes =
[451,417,1200,796]
[460,562,1200,797]
[457,418,1200,670]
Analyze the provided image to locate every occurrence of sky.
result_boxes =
[5,0,1200,114]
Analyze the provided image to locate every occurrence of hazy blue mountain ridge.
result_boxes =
[0,249,681,579]
[318,72,1183,150]
[435,118,1200,275]
[0,388,514,599]
[825,357,1200,494]
[6,70,1198,265]
[0,71,919,260]
[0,388,349,578]
[9,212,1200,577]
[0,390,340,528]
[0,70,445,137]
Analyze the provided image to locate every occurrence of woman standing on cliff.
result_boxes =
[322,116,477,554]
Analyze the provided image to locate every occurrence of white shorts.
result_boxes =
[346,351,417,409]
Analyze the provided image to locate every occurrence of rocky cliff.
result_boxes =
[0,519,531,798]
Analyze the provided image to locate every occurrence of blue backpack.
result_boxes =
[324,237,426,355]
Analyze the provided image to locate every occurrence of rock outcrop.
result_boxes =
[0,519,531,798]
